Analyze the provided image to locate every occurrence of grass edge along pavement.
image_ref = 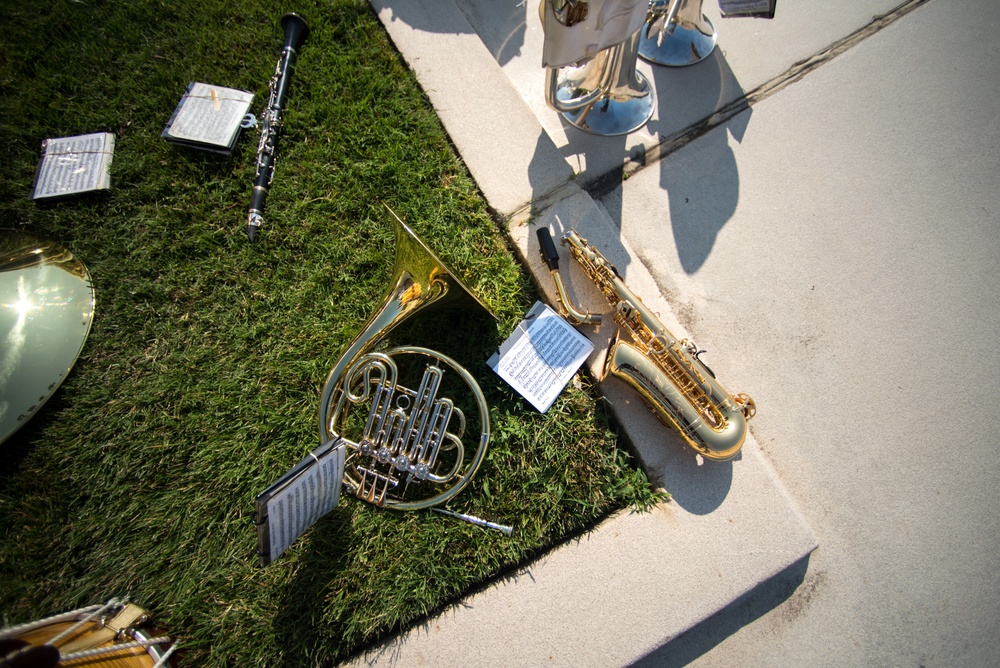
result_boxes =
[0,1,666,665]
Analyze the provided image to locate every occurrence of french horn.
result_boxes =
[318,209,494,512]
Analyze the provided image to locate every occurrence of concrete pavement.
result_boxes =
[347,0,1000,665]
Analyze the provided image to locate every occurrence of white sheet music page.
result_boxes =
[164,82,254,146]
[31,132,115,200]
[264,441,345,564]
[488,301,594,413]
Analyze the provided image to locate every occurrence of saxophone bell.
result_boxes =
[539,227,755,461]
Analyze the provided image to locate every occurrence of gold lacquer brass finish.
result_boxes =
[319,209,493,511]
[0,229,95,446]
[0,600,176,667]
[553,229,755,461]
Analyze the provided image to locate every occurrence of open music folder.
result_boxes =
[31,132,115,201]
[254,438,346,566]
[162,82,254,154]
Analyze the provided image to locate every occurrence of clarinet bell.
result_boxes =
[280,12,310,52]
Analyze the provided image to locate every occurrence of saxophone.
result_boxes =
[537,228,755,461]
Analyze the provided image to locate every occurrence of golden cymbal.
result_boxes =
[0,229,94,445]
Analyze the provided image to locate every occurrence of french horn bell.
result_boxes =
[318,208,494,511]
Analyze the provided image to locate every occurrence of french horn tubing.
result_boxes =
[318,208,494,512]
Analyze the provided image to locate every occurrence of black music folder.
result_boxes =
[254,438,346,566]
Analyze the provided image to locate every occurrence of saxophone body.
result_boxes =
[558,230,755,461]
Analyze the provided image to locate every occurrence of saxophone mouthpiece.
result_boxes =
[538,227,603,326]
[537,227,560,271]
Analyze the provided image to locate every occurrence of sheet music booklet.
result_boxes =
[487,301,594,413]
[31,132,115,201]
[254,438,346,566]
[162,82,255,154]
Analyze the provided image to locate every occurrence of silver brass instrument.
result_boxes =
[540,0,655,136]
[538,228,755,461]
[319,209,496,515]
[638,0,718,67]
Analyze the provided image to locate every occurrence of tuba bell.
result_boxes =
[638,0,718,67]
[318,208,494,511]
[540,0,655,136]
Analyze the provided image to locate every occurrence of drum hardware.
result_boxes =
[0,599,176,667]
[319,207,509,533]
[537,227,755,461]
[638,0,718,67]
[540,1,655,136]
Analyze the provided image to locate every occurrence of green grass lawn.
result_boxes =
[0,1,663,664]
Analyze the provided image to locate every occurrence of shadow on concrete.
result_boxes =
[628,554,812,667]
[648,48,750,274]
[659,450,734,515]
[600,385,733,515]
[375,0,528,66]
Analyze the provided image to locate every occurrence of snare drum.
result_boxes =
[0,600,175,667]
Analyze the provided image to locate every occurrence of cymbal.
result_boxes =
[0,229,94,445]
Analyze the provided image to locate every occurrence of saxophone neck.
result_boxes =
[536,227,603,325]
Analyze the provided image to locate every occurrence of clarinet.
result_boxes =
[247,13,310,242]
